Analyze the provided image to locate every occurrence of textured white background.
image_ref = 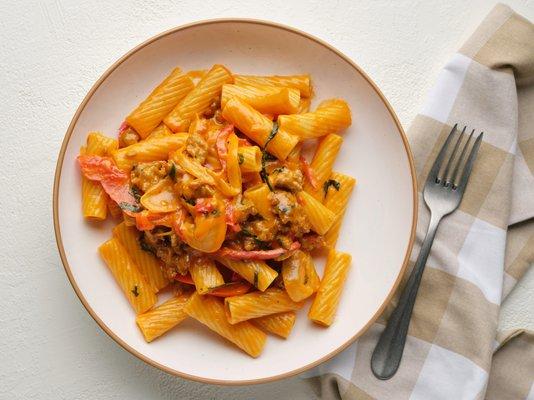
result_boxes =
[1,1,533,399]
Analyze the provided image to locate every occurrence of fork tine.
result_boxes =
[427,124,458,184]
[456,132,484,192]
[443,125,467,185]
[451,129,475,187]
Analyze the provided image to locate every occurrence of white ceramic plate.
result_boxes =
[54,19,417,385]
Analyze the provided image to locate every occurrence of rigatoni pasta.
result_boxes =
[234,74,312,97]
[185,293,267,358]
[282,250,320,302]
[226,133,242,189]
[221,97,298,160]
[81,132,118,220]
[278,99,351,139]
[237,145,262,173]
[243,184,274,220]
[303,134,343,200]
[81,174,108,221]
[164,64,233,132]
[221,84,300,115]
[112,134,187,171]
[225,288,303,324]
[126,68,194,138]
[77,64,356,357]
[308,249,352,326]
[99,238,157,314]
[324,172,357,247]
[252,312,296,338]
[147,123,173,139]
[216,257,278,291]
[189,257,225,294]
[112,222,168,292]
[297,191,336,235]
[136,294,190,342]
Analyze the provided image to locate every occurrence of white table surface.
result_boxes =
[1,1,533,399]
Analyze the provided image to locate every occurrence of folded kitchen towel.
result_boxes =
[299,4,534,399]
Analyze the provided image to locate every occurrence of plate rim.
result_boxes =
[53,17,418,386]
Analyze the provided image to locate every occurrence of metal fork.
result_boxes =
[371,124,484,380]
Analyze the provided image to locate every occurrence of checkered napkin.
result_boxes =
[296,4,534,399]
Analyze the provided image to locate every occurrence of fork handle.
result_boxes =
[371,213,442,379]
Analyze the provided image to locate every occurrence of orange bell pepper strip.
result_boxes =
[134,211,174,231]
[208,281,251,297]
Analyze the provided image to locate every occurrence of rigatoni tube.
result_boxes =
[308,249,352,326]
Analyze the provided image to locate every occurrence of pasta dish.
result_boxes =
[77,64,355,357]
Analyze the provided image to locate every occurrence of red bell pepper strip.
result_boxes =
[215,124,234,172]
[174,273,194,285]
[217,242,301,260]
[77,155,140,213]
[299,156,318,190]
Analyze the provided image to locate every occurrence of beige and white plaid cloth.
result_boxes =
[292,4,534,399]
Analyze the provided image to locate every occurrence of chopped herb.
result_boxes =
[260,122,279,191]
[237,153,244,165]
[253,266,259,288]
[240,228,255,237]
[168,162,176,180]
[138,234,155,254]
[131,285,139,297]
[129,186,142,202]
[272,167,285,174]
[119,202,142,213]
[240,229,270,249]
[264,122,279,148]
[210,209,221,217]
[323,179,341,198]
[260,167,273,191]
[182,196,196,206]
[264,153,277,161]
